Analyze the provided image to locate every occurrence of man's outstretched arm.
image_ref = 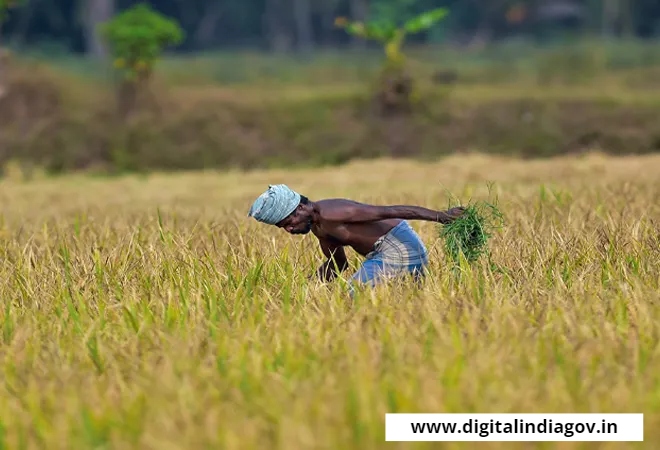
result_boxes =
[314,237,349,282]
[320,200,465,224]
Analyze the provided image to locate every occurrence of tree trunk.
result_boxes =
[0,22,6,101]
[292,0,314,54]
[193,1,224,49]
[264,0,293,53]
[468,0,501,49]
[621,0,635,36]
[83,0,115,59]
[349,0,368,50]
[9,0,39,49]
[602,0,619,37]
[318,0,336,46]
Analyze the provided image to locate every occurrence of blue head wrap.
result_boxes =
[247,184,302,225]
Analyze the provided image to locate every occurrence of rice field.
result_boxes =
[0,152,659,449]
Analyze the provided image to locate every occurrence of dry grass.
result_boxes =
[0,152,659,449]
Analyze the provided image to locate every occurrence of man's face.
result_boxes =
[276,204,312,235]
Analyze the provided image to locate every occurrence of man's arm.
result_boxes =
[320,200,465,224]
[315,236,349,282]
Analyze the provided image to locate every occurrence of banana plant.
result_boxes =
[335,8,449,70]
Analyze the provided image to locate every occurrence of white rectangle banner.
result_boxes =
[385,413,644,442]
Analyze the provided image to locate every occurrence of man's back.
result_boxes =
[311,199,402,256]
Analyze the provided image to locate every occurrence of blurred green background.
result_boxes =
[2,0,660,175]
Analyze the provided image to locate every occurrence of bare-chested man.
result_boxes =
[247,184,465,295]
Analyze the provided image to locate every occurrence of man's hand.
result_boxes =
[315,237,348,282]
[316,262,334,282]
[445,206,466,221]
[432,206,466,224]
[312,259,344,282]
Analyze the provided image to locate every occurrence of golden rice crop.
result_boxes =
[0,153,658,450]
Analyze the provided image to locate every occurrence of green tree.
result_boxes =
[98,2,185,171]
[99,2,184,117]
[100,2,184,84]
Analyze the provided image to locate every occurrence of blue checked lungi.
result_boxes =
[348,220,429,296]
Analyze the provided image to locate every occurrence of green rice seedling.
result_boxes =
[437,194,506,269]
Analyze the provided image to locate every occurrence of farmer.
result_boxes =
[247,184,465,295]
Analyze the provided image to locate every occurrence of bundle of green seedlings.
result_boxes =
[438,198,505,268]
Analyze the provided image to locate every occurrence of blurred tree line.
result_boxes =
[1,0,660,58]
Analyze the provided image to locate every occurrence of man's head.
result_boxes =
[247,184,314,235]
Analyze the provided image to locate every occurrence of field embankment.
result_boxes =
[2,45,660,174]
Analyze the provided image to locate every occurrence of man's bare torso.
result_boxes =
[310,199,402,256]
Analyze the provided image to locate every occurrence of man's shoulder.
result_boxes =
[315,197,352,204]
[315,198,363,208]
[315,198,359,219]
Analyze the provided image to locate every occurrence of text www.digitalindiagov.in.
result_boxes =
[410,419,619,438]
